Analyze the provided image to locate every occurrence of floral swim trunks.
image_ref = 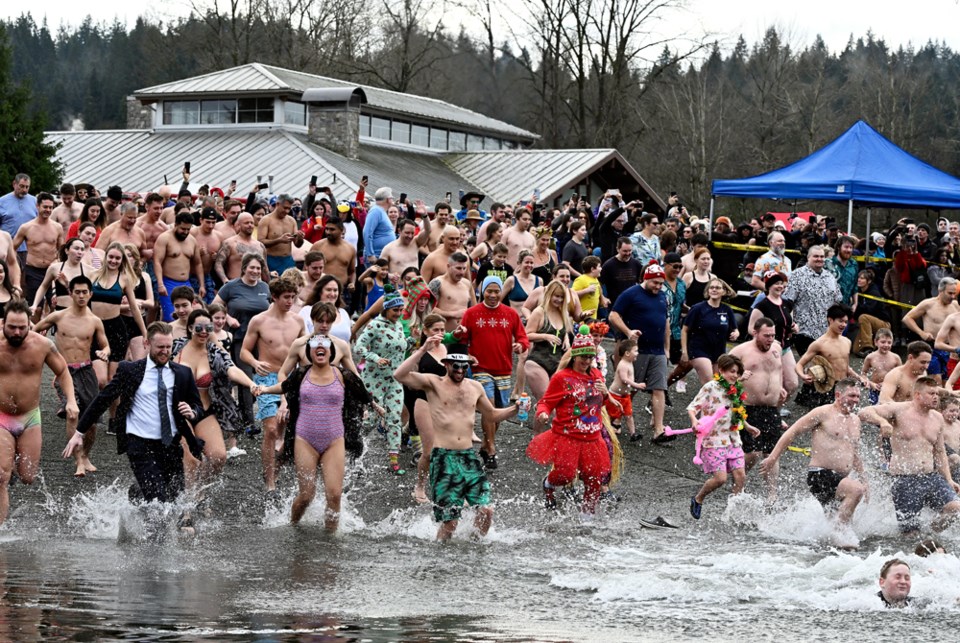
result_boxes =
[700,444,745,475]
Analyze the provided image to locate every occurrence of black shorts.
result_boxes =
[101,316,130,363]
[807,468,847,506]
[55,362,100,419]
[741,405,782,454]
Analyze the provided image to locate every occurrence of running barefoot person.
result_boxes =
[859,377,960,537]
[0,230,22,297]
[173,309,258,497]
[501,250,540,401]
[240,277,306,496]
[878,341,933,403]
[681,278,739,384]
[687,354,761,520]
[523,280,573,401]
[30,238,92,318]
[429,252,476,332]
[748,271,799,398]
[606,339,646,440]
[259,194,306,276]
[795,304,867,407]
[260,335,374,530]
[77,222,104,269]
[861,328,900,405]
[154,212,205,321]
[0,299,78,525]
[280,302,359,378]
[13,192,63,308]
[121,245,155,360]
[902,277,959,383]
[761,378,867,547]
[394,337,517,540]
[215,213,267,283]
[33,276,109,477]
[523,264,583,321]
[730,317,787,500]
[529,330,618,517]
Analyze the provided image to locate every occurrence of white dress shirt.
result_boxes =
[126,359,178,441]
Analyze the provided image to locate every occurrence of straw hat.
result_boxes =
[806,355,836,394]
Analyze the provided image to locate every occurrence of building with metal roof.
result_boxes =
[46,63,666,212]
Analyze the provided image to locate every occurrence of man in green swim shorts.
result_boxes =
[394,338,517,540]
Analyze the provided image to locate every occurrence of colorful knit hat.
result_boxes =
[402,277,435,319]
[570,325,596,357]
[643,260,665,280]
[383,283,405,310]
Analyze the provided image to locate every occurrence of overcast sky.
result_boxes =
[9,0,960,54]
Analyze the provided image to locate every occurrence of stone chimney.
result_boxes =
[302,88,367,160]
[125,96,153,130]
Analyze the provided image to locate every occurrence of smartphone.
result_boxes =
[533,188,541,201]
[458,189,465,201]
[332,173,337,184]
[184,162,191,173]
[361,175,368,184]
[399,192,407,204]
[231,179,237,187]
[164,174,169,185]
[572,192,579,202]
[257,183,269,190]
[310,175,318,186]
[445,192,452,203]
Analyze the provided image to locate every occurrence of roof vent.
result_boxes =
[301,87,367,111]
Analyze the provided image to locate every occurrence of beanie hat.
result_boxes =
[382,283,405,310]
[570,325,596,357]
[643,260,665,280]
[481,275,503,293]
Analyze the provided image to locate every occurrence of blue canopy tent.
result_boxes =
[709,120,960,243]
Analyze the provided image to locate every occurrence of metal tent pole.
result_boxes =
[708,198,715,240]
[847,199,854,234]
[865,208,871,257]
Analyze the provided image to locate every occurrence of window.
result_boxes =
[467,134,484,151]
[360,114,371,137]
[163,100,200,125]
[200,99,237,125]
[371,116,391,139]
[411,124,429,147]
[283,100,306,126]
[484,137,503,150]
[448,131,467,152]
[391,120,410,144]
[237,97,274,123]
[429,127,447,150]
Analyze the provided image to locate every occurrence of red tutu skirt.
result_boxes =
[527,429,610,485]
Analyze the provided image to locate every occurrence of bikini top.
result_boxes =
[90,274,123,305]
[55,261,86,302]
[176,351,213,389]
[508,275,541,303]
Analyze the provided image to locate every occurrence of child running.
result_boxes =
[861,328,900,404]
[687,354,760,519]
[606,338,646,441]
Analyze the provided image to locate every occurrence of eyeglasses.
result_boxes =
[309,336,332,349]
[192,323,214,333]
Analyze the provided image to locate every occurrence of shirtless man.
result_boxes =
[0,231,22,295]
[136,192,169,281]
[215,199,244,239]
[300,251,325,301]
[33,276,108,477]
[190,208,223,303]
[878,341,932,403]
[13,192,63,306]
[215,213,266,282]
[240,278,305,494]
[258,194,305,277]
[50,183,82,235]
[861,328,901,404]
[97,202,146,255]
[796,304,868,406]
[421,226,462,282]
[429,252,476,331]
[941,397,960,479]
[0,299,78,525]
[903,277,959,383]
[500,207,535,268]
[308,216,355,293]
[379,220,421,275]
[730,317,787,499]
[154,212,205,321]
[859,377,960,536]
[426,203,453,252]
[102,185,123,225]
[393,337,517,540]
[761,378,867,546]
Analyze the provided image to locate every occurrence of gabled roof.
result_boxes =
[712,120,960,209]
[135,62,538,142]
[446,149,667,210]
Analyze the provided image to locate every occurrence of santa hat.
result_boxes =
[402,277,435,319]
[643,260,665,280]
[570,326,596,357]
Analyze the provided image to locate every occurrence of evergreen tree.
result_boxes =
[0,23,62,190]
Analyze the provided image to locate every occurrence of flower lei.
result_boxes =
[714,373,748,431]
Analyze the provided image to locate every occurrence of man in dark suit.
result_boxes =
[63,321,204,504]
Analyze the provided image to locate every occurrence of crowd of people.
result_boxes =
[1,170,959,548]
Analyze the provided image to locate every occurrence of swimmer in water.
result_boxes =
[877,558,912,608]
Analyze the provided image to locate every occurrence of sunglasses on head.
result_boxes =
[309,336,332,349]
[192,323,214,333]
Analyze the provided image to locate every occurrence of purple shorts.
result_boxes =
[700,445,745,475]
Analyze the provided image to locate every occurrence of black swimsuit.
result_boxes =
[55,261,86,309]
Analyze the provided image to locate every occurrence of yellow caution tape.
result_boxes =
[858,293,916,310]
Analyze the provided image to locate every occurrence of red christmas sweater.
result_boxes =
[456,303,529,376]
[535,367,606,439]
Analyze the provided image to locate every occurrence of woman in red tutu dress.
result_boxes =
[527,328,622,517]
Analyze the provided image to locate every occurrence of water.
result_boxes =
[2,374,959,641]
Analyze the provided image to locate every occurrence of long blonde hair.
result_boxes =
[92,241,138,286]
[538,279,573,334]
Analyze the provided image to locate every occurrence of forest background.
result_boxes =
[5,0,960,223]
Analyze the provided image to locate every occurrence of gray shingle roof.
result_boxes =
[135,63,537,141]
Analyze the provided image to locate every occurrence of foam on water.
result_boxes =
[261,486,366,533]
[65,480,131,539]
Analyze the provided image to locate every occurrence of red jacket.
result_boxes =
[535,367,606,438]
[456,303,529,376]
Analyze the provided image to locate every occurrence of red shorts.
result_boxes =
[605,392,632,419]
[949,356,960,390]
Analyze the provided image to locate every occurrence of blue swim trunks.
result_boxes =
[929,349,950,377]
[266,254,296,277]
[254,372,281,421]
